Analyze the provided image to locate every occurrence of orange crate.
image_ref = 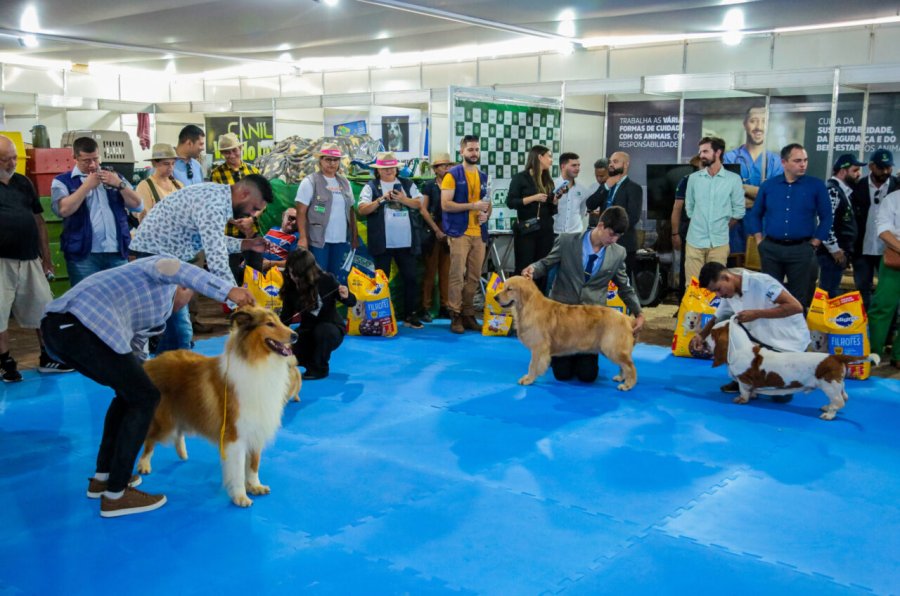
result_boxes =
[26,148,75,175]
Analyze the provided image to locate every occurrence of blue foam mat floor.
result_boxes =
[1,321,898,594]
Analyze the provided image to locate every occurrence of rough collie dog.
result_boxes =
[139,306,301,507]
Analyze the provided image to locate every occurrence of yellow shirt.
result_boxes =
[441,168,482,237]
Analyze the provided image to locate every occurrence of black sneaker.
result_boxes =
[405,316,424,330]
[419,310,433,323]
[302,368,328,381]
[38,354,75,374]
[1,357,22,383]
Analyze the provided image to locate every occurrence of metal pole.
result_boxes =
[826,68,840,179]
[676,94,685,162]
[859,88,870,162]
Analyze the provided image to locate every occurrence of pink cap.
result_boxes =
[375,158,398,167]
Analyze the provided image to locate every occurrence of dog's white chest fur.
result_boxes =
[221,354,291,450]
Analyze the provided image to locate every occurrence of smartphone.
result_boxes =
[553,181,569,199]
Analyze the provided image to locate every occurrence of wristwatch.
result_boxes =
[117,181,127,190]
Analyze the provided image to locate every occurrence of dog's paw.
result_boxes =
[291,394,301,402]
[616,382,634,391]
[819,410,837,421]
[733,396,750,404]
[612,374,624,382]
[518,375,534,386]
[176,438,188,461]
[136,459,152,475]
[231,494,253,507]
[247,483,271,496]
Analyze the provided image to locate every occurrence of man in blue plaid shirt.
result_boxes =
[40,256,254,518]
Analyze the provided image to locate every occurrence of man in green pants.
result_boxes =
[869,188,900,369]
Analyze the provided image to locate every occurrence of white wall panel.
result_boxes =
[4,66,64,95]
[324,70,369,94]
[204,78,241,102]
[121,73,169,103]
[422,62,477,89]
[686,36,772,74]
[562,111,605,189]
[241,77,281,99]
[431,113,448,158]
[478,56,539,86]
[540,50,607,82]
[67,72,120,100]
[281,73,324,97]
[371,66,420,92]
[170,79,203,102]
[773,29,870,70]
[609,44,684,78]
[873,24,900,65]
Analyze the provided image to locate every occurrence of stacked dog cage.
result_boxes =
[61,130,136,183]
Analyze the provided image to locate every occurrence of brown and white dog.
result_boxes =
[708,318,879,420]
[496,276,637,390]
[139,306,302,506]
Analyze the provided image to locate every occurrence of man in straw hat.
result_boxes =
[419,152,454,321]
[211,132,264,284]
[295,142,358,282]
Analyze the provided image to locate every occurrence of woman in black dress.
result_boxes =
[506,145,558,291]
[280,249,357,380]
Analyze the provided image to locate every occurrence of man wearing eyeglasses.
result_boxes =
[851,148,898,311]
[172,125,206,187]
[51,136,143,286]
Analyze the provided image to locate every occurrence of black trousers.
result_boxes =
[41,312,160,493]
[513,226,555,293]
[757,240,818,310]
[551,354,600,383]
[293,322,344,374]
[374,247,418,318]
[229,251,264,286]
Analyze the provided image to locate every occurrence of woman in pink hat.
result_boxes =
[357,152,426,329]
[294,143,358,281]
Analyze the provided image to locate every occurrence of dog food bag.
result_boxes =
[672,278,719,358]
[242,266,284,312]
[347,266,397,337]
[482,273,514,337]
[807,288,871,380]
[606,281,628,314]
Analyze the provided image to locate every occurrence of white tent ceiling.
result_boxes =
[0,0,895,75]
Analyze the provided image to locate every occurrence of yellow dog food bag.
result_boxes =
[482,273,514,336]
[347,266,398,337]
[242,266,284,312]
[672,277,720,358]
[605,281,628,314]
[807,288,871,380]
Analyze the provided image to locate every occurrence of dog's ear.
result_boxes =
[229,308,255,329]
[711,326,728,368]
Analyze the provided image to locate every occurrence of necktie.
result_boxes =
[584,253,599,282]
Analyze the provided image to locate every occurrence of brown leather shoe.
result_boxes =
[462,315,482,331]
[87,474,142,498]
[450,313,464,334]
[100,486,167,518]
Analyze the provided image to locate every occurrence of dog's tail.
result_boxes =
[829,353,881,367]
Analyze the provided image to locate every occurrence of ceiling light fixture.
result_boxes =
[721,8,744,46]
[19,34,39,48]
[557,9,576,38]
[323,0,339,6]
[20,6,40,32]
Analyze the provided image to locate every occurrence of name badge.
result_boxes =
[314,204,327,214]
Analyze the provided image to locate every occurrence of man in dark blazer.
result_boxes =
[585,151,643,276]
[523,206,645,383]
[850,148,898,311]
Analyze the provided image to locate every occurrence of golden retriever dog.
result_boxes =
[496,276,638,390]
[139,306,301,507]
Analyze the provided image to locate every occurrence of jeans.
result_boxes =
[41,312,160,493]
[816,253,847,298]
[310,242,352,284]
[155,306,192,353]
[66,252,127,286]
[374,248,419,319]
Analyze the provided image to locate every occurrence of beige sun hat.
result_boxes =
[316,142,344,158]
[144,143,177,161]
[218,132,244,152]
[431,152,454,166]
[370,152,400,169]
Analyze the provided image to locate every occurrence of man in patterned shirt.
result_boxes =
[41,255,255,518]
[129,174,272,350]
[210,133,264,283]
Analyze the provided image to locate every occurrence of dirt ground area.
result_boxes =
[8,291,898,380]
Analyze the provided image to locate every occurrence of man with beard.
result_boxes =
[818,154,862,297]
[172,125,206,187]
[0,135,73,381]
[585,151,643,275]
[745,144,832,311]
[851,148,898,311]
[129,175,271,350]
[440,135,491,334]
[723,106,783,265]
[684,137,745,284]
